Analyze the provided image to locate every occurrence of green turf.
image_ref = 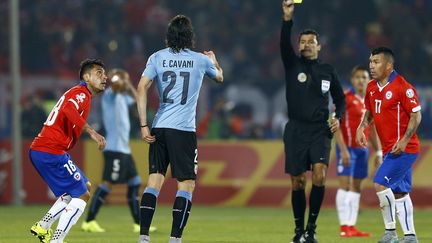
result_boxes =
[0,205,431,243]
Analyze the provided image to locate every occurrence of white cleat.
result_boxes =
[169,237,182,243]
[138,235,150,243]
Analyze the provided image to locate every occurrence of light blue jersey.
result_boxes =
[142,48,218,132]
[102,88,135,154]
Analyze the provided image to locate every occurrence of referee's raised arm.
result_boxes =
[280,0,297,69]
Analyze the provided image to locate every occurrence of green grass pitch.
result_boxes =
[1,205,431,243]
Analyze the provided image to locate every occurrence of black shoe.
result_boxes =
[303,224,318,243]
[291,228,304,243]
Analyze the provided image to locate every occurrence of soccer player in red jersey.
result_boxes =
[356,47,421,243]
[29,59,107,243]
[335,66,382,237]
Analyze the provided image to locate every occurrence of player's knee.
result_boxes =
[178,179,195,193]
[147,173,165,191]
[79,191,91,202]
[291,175,306,190]
[312,170,326,186]
[394,192,407,199]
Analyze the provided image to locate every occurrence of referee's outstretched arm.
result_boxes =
[280,0,296,69]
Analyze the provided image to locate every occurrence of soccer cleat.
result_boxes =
[138,235,150,243]
[400,235,418,243]
[30,222,52,243]
[339,225,351,237]
[81,220,106,233]
[169,237,182,243]
[291,227,304,243]
[378,230,398,243]
[302,223,318,243]
[348,226,371,237]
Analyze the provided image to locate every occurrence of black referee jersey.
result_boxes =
[280,20,345,124]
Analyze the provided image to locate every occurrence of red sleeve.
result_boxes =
[63,102,86,129]
[400,81,421,113]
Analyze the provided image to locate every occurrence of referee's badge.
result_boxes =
[386,91,393,100]
[297,72,307,83]
[321,80,330,93]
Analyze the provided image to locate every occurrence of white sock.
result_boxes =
[396,194,416,235]
[376,188,396,229]
[50,198,86,242]
[336,189,349,225]
[346,191,361,226]
[39,194,72,229]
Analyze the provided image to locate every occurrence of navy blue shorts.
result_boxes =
[29,149,89,198]
[373,152,418,193]
[336,146,369,179]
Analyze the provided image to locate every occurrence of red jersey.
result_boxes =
[341,89,368,148]
[364,71,421,154]
[31,82,91,154]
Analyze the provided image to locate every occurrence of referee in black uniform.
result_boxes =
[280,1,345,243]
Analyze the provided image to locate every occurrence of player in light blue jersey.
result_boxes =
[136,15,223,243]
[82,69,155,234]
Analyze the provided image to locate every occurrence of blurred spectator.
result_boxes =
[21,95,47,138]
[1,0,431,139]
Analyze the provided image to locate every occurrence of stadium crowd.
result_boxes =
[0,0,431,139]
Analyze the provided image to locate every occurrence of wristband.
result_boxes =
[376,150,383,157]
[140,124,148,128]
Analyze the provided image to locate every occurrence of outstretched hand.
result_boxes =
[282,0,295,21]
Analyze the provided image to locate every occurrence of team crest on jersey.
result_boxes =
[297,72,307,83]
[76,93,86,103]
[385,91,392,100]
[406,89,414,98]
[73,172,81,181]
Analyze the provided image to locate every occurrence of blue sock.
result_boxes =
[127,177,141,224]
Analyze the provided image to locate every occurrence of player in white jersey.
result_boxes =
[136,15,223,243]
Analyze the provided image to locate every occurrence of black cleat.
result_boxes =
[291,228,304,243]
[303,224,318,243]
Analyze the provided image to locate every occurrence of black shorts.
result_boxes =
[102,151,138,183]
[283,120,332,176]
[149,128,197,180]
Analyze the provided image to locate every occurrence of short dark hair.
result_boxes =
[351,65,369,77]
[298,29,320,43]
[371,46,395,63]
[165,15,195,53]
[79,58,105,80]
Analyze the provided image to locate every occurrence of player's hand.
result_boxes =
[391,139,408,155]
[356,128,368,147]
[341,149,350,167]
[375,151,383,167]
[91,131,106,150]
[282,0,295,21]
[141,126,156,144]
[204,51,218,64]
[329,117,340,134]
